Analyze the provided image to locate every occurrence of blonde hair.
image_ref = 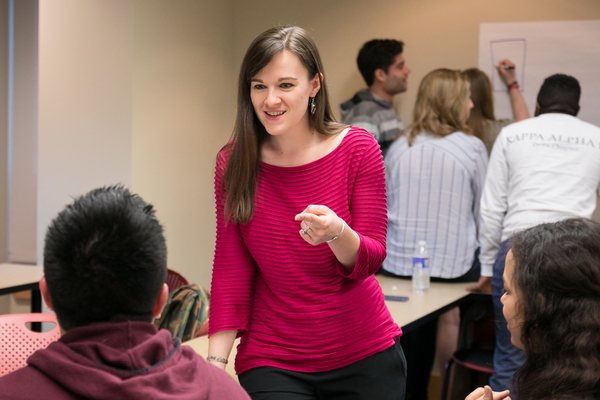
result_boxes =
[406,69,471,146]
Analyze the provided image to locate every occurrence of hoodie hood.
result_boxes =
[339,89,393,119]
[26,321,221,400]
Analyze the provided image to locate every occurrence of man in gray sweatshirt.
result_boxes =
[340,39,410,157]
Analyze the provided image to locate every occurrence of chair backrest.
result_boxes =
[457,300,495,351]
[166,269,189,294]
[0,313,61,376]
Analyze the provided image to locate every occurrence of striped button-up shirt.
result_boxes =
[382,131,488,278]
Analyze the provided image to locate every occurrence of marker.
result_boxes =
[503,65,515,70]
[385,295,409,302]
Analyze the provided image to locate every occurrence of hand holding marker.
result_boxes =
[497,59,518,89]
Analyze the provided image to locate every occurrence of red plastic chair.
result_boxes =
[166,269,189,294]
[0,313,61,376]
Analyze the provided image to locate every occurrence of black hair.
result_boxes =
[536,74,580,116]
[43,185,167,330]
[357,39,404,87]
[510,218,600,400]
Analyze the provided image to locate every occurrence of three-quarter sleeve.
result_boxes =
[335,134,387,280]
[208,128,401,375]
[208,151,257,337]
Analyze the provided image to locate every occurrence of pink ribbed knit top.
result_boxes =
[210,127,402,375]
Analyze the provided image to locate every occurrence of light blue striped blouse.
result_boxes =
[382,131,488,278]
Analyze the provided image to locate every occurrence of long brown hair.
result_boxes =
[221,26,345,224]
[511,219,600,400]
[405,69,471,146]
[463,68,495,142]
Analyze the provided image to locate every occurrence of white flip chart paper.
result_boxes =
[479,20,600,127]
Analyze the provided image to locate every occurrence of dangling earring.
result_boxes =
[309,97,316,115]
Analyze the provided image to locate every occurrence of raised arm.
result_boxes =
[497,59,529,121]
[295,205,361,269]
[294,133,387,279]
[343,137,389,279]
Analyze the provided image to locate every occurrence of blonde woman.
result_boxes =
[382,69,488,399]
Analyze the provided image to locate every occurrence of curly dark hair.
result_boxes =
[536,74,580,116]
[510,218,600,400]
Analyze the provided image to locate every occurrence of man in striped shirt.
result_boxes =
[340,39,410,157]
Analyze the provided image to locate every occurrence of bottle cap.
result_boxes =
[418,240,426,246]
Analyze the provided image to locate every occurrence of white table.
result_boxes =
[0,263,44,311]
[376,275,476,333]
[184,275,483,380]
[0,263,44,331]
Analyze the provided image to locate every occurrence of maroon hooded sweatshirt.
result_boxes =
[0,321,250,400]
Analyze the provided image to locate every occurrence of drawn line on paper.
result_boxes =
[490,38,527,92]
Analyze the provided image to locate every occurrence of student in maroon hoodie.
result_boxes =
[0,185,250,400]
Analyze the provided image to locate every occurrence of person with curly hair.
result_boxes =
[468,218,600,400]
[471,73,600,392]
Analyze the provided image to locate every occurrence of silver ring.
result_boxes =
[301,226,310,235]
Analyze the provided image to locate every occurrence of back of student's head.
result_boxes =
[463,68,495,141]
[357,39,404,87]
[510,218,600,400]
[536,74,580,116]
[43,185,167,331]
[406,68,471,146]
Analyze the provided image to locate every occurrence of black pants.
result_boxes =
[239,339,407,400]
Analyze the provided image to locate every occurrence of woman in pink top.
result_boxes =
[208,26,405,399]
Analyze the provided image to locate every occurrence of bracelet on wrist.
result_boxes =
[206,356,228,364]
[507,82,519,91]
[327,220,345,243]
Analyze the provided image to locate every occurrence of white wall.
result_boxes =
[131,0,235,289]
[27,0,235,295]
[0,0,9,314]
[37,0,134,264]
[9,0,38,263]
[231,0,600,127]
[229,0,600,233]
[4,1,599,312]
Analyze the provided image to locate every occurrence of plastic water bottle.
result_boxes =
[412,240,430,293]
